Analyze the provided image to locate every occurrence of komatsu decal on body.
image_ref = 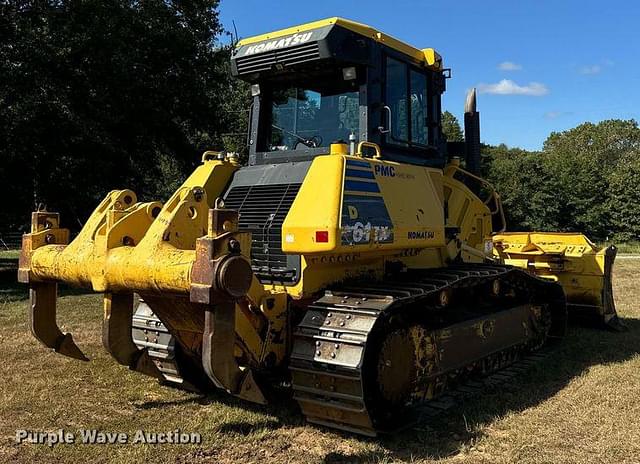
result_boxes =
[408,230,436,240]
[242,32,314,56]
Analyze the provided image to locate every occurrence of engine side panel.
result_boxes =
[282,154,445,254]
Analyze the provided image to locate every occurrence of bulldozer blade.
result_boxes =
[102,293,163,378]
[493,233,626,331]
[561,244,626,331]
[29,282,89,361]
[601,245,626,332]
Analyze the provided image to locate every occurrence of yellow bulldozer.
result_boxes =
[18,17,622,436]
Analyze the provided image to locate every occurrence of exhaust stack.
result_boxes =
[464,88,481,177]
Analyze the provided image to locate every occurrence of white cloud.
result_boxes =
[477,79,549,96]
[498,61,522,71]
[544,111,563,120]
[579,64,601,75]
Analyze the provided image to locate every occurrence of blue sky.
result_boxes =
[219,0,640,150]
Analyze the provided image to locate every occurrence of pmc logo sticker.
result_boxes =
[242,32,314,56]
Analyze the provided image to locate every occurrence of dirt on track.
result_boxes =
[1,259,639,464]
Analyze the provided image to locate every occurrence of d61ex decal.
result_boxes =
[341,195,394,245]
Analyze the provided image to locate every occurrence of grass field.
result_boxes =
[1,260,639,464]
[0,251,19,274]
[0,250,19,260]
[601,241,640,255]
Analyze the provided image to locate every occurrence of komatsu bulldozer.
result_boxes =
[18,18,623,436]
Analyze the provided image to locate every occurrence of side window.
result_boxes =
[385,56,429,147]
[385,58,408,144]
[410,70,427,145]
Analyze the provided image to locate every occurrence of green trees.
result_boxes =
[484,144,563,232]
[484,120,640,241]
[442,111,464,142]
[0,0,249,229]
[606,151,640,241]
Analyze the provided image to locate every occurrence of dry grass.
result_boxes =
[1,260,639,464]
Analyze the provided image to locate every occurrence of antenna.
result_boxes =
[232,20,239,46]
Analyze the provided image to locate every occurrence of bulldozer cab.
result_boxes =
[231,17,448,167]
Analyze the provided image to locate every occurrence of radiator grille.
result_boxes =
[235,42,321,75]
[223,183,301,282]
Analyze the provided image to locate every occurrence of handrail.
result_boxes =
[447,164,507,233]
[378,105,392,134]
[356,141,382,159]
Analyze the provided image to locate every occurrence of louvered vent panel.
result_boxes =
[235,42,320,75]
[223,183,301,282]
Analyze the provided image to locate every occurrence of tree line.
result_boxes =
[444,112,640,241]
[0,0,248,231]
[1,1,638,242]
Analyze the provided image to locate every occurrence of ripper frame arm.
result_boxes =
[18,156,268,402]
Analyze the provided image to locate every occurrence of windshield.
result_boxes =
[269,86,359,151]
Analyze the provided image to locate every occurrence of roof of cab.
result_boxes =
[236,17,442,70]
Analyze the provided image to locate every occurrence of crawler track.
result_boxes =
[415,348,551,421]
[132,299,195,390]
[289,264,566,436]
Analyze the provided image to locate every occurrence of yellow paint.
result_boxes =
[330,143,348,155]
[282,154,447,256]
[282,154,344,253]
[20,143,512,375]
[274,156,495,297]
[356,141,382,159]
[19,17,619,389]
[23,155,296,371]
[492,232,614,315]
[443,162,500,258]
[236,17,442,70]
[29,160,237,293]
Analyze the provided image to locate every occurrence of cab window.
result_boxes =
[267,82,360,152]
[410,70,427,145]
[385,58,408,144]
[385,57,428,147]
